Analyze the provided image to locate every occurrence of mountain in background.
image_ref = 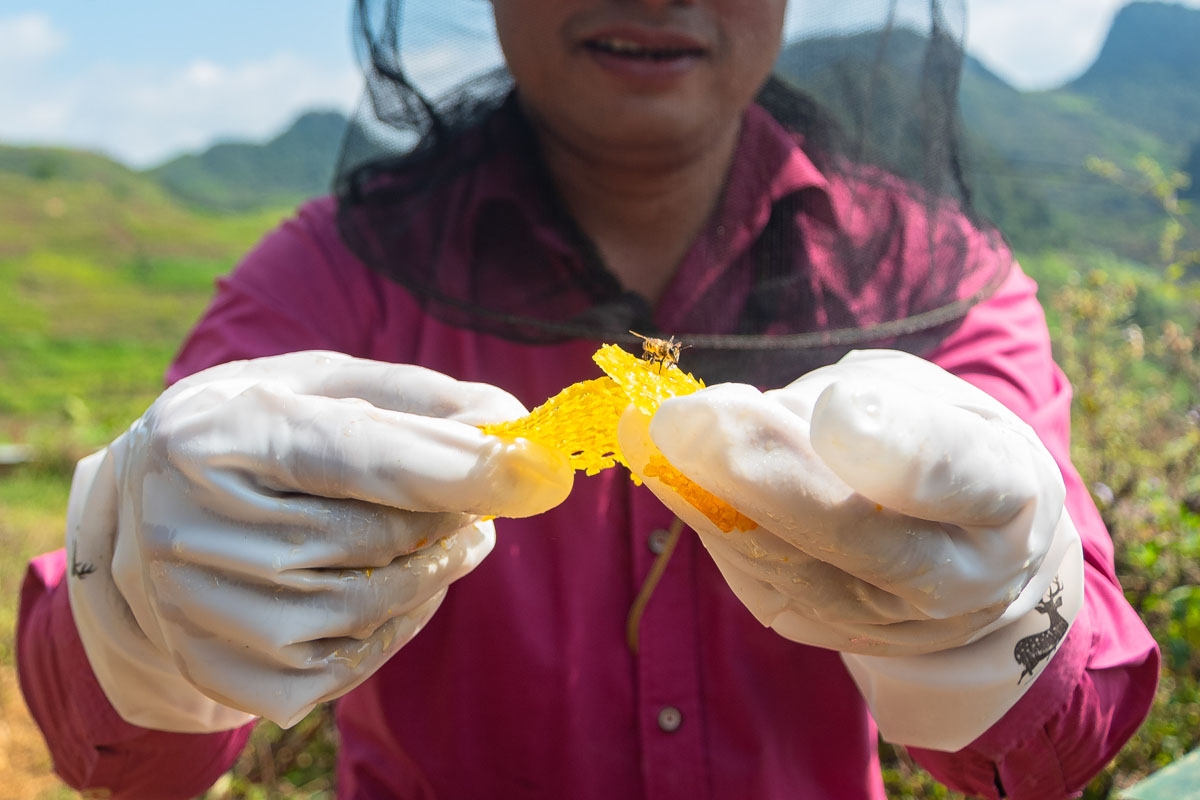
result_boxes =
[970,1,1199,254]
[777,1,1200,255]
[148,110,347,211]
[1068,1,1200,147]
[0,142,284,268]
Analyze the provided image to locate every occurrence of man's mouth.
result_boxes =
[585,37,705,61]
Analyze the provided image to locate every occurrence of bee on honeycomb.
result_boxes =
[480,342,755,533]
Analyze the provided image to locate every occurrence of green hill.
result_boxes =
[148,110,347,212]
[962,2,1199,256]
[773,3,1200,258]
[0,145,291,434]
[1068,1,1200,149]
[0,144,286,266]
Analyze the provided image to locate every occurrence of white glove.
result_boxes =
[67,351,571,733]
[619,349,1083,750]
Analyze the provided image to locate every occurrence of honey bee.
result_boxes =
[630,331,686,372]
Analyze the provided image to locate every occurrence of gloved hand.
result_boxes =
[67,351,572,733]
[618,349,1083,750]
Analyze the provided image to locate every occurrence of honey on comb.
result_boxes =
[480,344,756,532]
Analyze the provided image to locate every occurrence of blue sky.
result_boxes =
[2,1,1197,167]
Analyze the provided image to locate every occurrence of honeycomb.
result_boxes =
[481,343,756,532]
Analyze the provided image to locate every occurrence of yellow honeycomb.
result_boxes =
[482,376,631,476]
[481,343,757,532]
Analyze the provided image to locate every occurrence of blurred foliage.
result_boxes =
[1053,269,1200,800]
[1056,156,1200,800]
[1086,155,1200,281]
[200,706,340,800]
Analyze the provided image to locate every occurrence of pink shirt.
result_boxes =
[18,105,1159,800]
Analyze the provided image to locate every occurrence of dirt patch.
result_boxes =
[0,665,75,799]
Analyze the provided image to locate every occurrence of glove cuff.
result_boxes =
[66,446,257,734]
[841,511,1084,751]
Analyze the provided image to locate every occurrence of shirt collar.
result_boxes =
[467,96,838,254]
[453,95,843,340]
[725,101,836,230]
[652,102,837,328]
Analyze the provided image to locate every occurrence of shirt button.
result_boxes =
[647,528,672,555]
[657,705,683,733]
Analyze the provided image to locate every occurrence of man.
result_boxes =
[19,1,1158,797]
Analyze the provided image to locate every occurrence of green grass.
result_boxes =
[0,163,288,446]
[0,253,232,436]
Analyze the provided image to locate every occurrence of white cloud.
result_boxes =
[965,0,1123,89]
[966,0,1200,90]
[0,51,361,167]
[183,59,225,89]
[0,12,67,63]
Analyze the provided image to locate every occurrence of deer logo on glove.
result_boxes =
[1013,577,1068,684]
[69,542,96,580]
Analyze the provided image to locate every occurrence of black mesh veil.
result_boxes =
[334,0,1013,386]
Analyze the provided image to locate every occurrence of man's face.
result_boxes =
[491,0,787,161]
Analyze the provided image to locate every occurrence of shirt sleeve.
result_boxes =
[911,263,1161,799]
[17,551,254,799]
[15,197,370,798]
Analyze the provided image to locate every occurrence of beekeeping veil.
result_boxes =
[334,0,1012,387]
